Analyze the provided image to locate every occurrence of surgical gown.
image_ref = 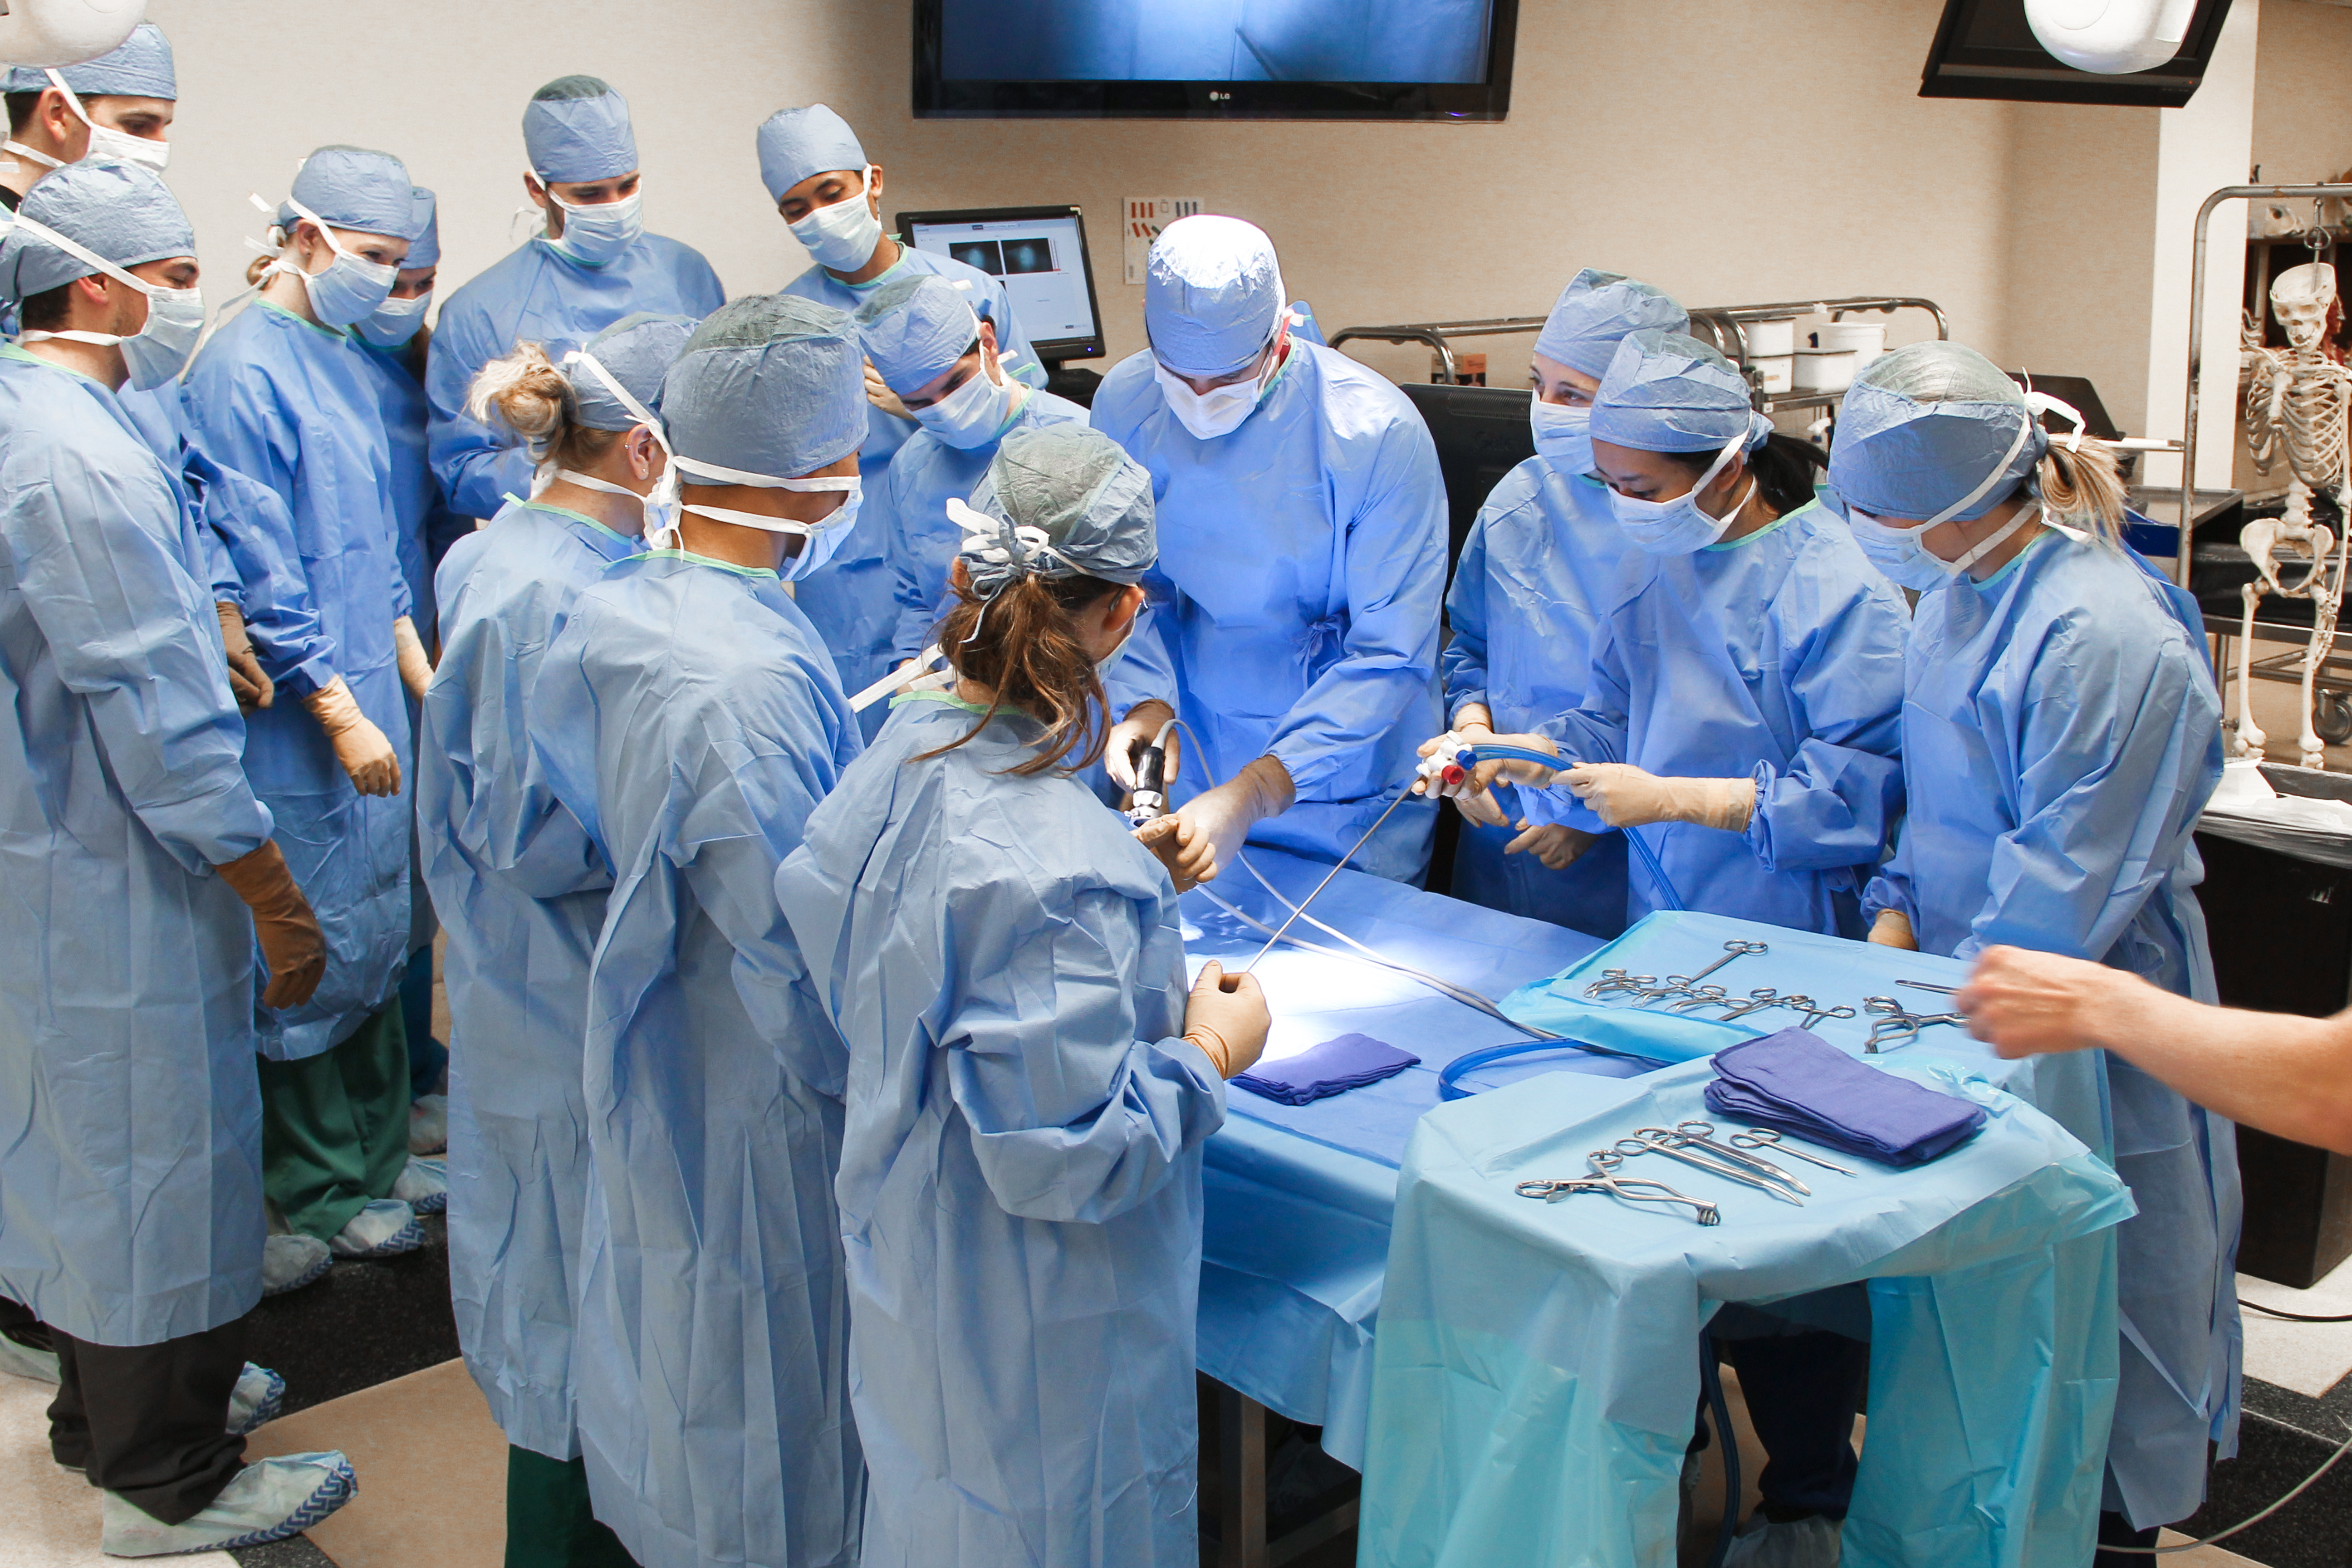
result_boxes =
[427,235,722,522]
[358,339,467,641]
[417,500,637,1460]
[1532,501,1908,935]
[1093,340,1448,882]
[1862,527,2240,1529]
[777,693,1224,1568]
[1441,454,1632,936]
[782,249,1048,708]
[529,549,863,1568]
[0,346,272,1345]
[183,301,413,1061]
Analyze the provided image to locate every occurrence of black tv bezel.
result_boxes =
[895,202,1110,363]
[911,0,1519,122]
[1919,0,2236,108]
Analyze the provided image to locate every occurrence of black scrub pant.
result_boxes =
[1723,1331,1871,1521]
[0,1293,53,1352]
[49,1316,248,1525]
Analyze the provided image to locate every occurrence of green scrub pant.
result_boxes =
[257,1004,413,1242]
[505,1446,639,1568]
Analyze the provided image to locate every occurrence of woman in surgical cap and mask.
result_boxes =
[777,425,1270,1568]
[1829,341,2237,1567]
[1440,269,1686,937]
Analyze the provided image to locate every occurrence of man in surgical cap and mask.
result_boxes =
[0,22,175,209]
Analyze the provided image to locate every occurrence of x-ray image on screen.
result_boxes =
[949,239,1004,274]
[941,0,1494,85]
[1002,237,1056,274]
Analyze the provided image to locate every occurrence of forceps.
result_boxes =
[1730,1128,1858,1178]
[1515,1151,1722,1226]
[1778,995,1857,1029]
[1637,940,1770,1007]
[1663,1120,1810,1196]
[1616,1130,1806,1204]
[1584,968,1659,999]
[1862,996,1965,1054]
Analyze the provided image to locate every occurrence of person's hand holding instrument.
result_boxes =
[1106,700,1178,798]
[1182,959,1270,1079]
[1137,754,1294,889]
[1414,730,1561,799]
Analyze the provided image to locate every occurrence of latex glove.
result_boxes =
[216,602,273,713]
[1867,907,1918,950]
[393,615,433,703]
[1506,821,1595,871]
[1182,959,1270,1079]
[1563,763,1755,832]
[1132,754,1294,891]
[1955,945,2132,1058]
[864,359,914,424]
[304,676,401,797]
[1451,788,1512,829]
[1416,730,1558,799]
[1105,700,1178,794]
[215,840,327,1009]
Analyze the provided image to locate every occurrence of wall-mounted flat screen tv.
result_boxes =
[914,0,1519,121]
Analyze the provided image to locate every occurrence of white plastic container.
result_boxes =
[1810,323,1887,376]
[1794,350,1859,392]
[1745,319,1796,358]
[1751,355,1794,393]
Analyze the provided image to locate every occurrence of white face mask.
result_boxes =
[263,195,398,329]
[911,357,1015,451]
[1841,401,2055,591]
[651,453,864,584]
[1605,431,1754,555]
[44,72,169,172]
[787,168,883,274]
[1153,334,1283,441]
[1529,397,1594,477]
[10,210,201,390]
[354,289,431,350]
[545,182,644,269]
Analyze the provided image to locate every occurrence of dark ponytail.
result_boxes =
[1663,431,1826,518]
[918,571,1125,777]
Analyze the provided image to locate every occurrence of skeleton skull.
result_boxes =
[2274,262,2339,351]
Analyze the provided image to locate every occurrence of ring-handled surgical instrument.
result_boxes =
[1667,985,1734,1013]
[1667,1120,1811,1196]
[1616,1131,1806,1204]
[1862,996,1966,1054]
[1714,988,1787,1023]
[1782,995,1857,1029]
[1584,968,1658,999]
[1729,1129,1858,1177]
[1514,1152,1721,1225]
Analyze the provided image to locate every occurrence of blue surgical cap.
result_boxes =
[1533,270,1689,379]
[0,159,191,303]
[755,105,866,205]
[571,312,697,432]
[3,22,176,98]
[1826,343,2047,524]
[1591,330,1771,456]
[284,146,414,239]
[403,187,441,270]
[524,75,637,184]
[857,275,980,396]
[964,426,1156,595]
[659,294,865,480]
[1146,215,1284,380]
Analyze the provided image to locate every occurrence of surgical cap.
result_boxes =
[0,159,191,304]
[962,426,1156,595]
[571,312,696,432]
[1590,329,1771,456]
[284,146,414,240]
[524,75,637,184]
[755,104,866,204]
[659,294,865,480]
[1533,270,1689,379]
[403,187,441,270]
[1827,342,2047,524]
[857,275,980,396]
[1145,215,1285,380]
[3,22,175,98]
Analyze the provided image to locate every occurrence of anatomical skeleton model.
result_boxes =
[2239,260,2352,768]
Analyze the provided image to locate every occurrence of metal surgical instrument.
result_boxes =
[1666,1120,1811,1196]
[1862,996,1965,1054]
[1729,1128,1859,1178]
[1617,1130,1806,1204]
[1636,940,1769,1007]
[1584,968,1659,999]
[1515,1152,1722,1225]
[1897,980,1961,996]
[1783,995,1857,1029]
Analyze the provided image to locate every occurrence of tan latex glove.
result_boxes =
[1132,754,1295,892]
[1506,821,1595,871]
[393,615,433,702]
[304,676,401,797]
[1416,729,1558,799]
[216,602,273,713]
[1868,908,1918,950]
[1563,764,1755,832]
[216,840,327,1009]
[1105,700,1178,796]
[864,359,914,424]
[1182,959,1271,1079]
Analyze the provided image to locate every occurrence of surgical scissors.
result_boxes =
[1862,996,1965,1054]
[1616,1130,1806,1204]
[1515,1151,1722,1225]
[1728,1128,1858,1178]
[1665,1120,1810,1196]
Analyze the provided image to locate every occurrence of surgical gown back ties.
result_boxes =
[1442,454,1634,936]
[417,499,638,1460]
[0,347,272,1344]
[528,549,864,1568]
[781,249,1048,706]
[776,694,1225,1568]
[1862,527,2242,1530]
[1533,501,1909,936]
[426,234,724,522]
[1092,340,1448,883]
[183,302,414,1060]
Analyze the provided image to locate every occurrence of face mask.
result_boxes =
[354,289,431,350]
[10,210,201,389]
[1607,431,1754,555]
[1529,397,1594,477]
[1154,346,1277,441]
[787,169,883,273]
[269,196,397,328]
[1095,626,1135,679]
[44,73,169,172]
[545,183,644,269]
[653,453,864,584]
[1841,404,2043,591]
[2,140,63,174]
[912,358,1015,451]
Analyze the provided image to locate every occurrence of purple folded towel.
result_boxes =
[1704,1028,1987,1168]
[1233,1032,1421,1107]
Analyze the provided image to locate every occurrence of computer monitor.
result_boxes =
[896,205,1107,364]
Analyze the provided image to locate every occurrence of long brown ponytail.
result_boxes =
[917,570,1124,777]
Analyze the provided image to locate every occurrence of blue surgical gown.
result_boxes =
[1532,501,1908,936]
[417,500,638,1460]
[0,346,273,1345]
[777,692,1224,1568]
[427,235,723,522]
[781,249,1049,710]
[1441,454,1632,937]
[357,339,467,642]
[1093,341,1448,882]
[184,301,414,1060]
[1862,526,2241,1529]
[530,549,863,1568]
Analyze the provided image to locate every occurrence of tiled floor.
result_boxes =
[2241,1252,2352,1400]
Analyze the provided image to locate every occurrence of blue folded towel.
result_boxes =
[1233,1032,1421,1107]
[1704,1028,1986,1168]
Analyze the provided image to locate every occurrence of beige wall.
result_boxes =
[2255,0,2352,184]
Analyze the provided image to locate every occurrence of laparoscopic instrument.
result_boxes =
[1415,736,1687,912]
